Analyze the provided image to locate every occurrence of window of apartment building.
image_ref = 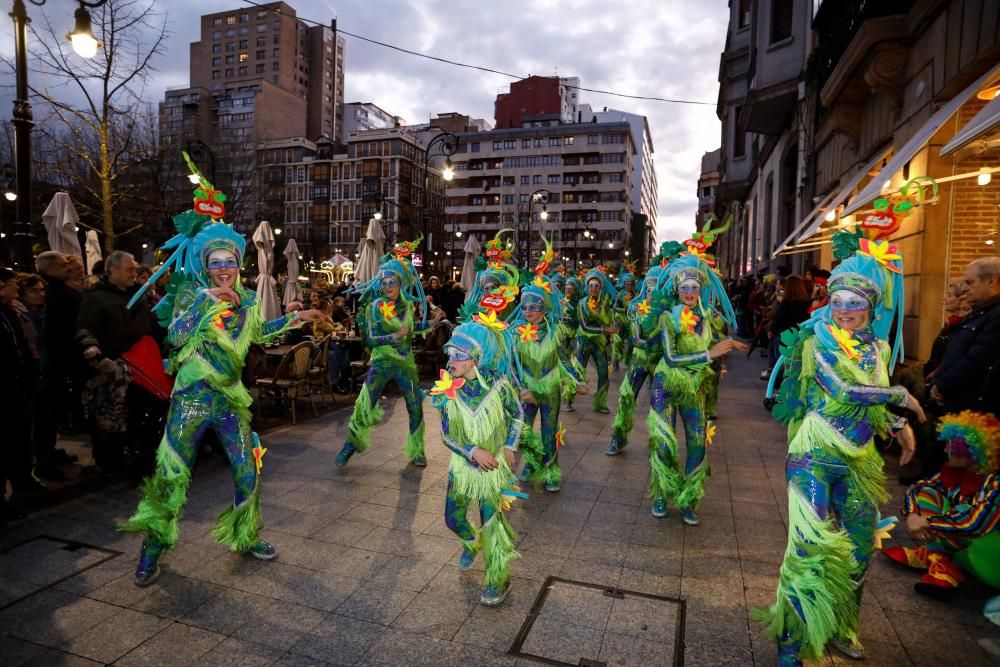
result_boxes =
[273,48,280,57]
[226,15,236,24]
[239,53,249,62]
[272,62,279,71]
[238,39,248,49]
[272,74,279,84]
[733,106,746,157]
[601,153,623,163]
[564,136,574,145]
[212,30,222,40]
[226,42,235,51]
[212,44,221,53]
[239,13,248,22]
[587,135,598,145]
[239,26,248,35]
[256,49,265,60]
[273,20,281,30]
[533,138,543,148]
[257,10,268,19]
[238,66,247,76]
[297,167,306,182]
[503,140,515,149]
[519,194,529,204]
[738,0,751,28]
[492,140,502,150]
[213,17,222,26]
[549,137,561,146]
[608,173,623,183]
[256,37,266,47]
[225,54,234,64]
[212,70,220,80]
[212,56,221,66]
[547,175,560,184]
[533,175,542,185]
[225,68,233,78]
[501,194,513,205]
[520,175,529,186]
[771,0,793,43]
[602,134,624,144]
[226,28,235,37]
[471,142,480,152]
[257,23,266,32]
[273,34,279,44]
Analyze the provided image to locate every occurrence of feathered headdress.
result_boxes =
[443,319,518,381]
[352,238,428,325]
[681,213,731,267]
[583,266,618,302]
[509,236,564,325]
[653,253,737,330]
[938,411,1000,475]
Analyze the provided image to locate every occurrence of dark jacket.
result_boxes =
[0,303,38,400]
[769,299,811,336]
[42,275,81,376]
[932,295,1000,416]
[76,280,154,361]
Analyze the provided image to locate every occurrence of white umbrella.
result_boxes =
[252,220,281,320]
[41,192,82,255]
[354,218,385,283]
[282,238,303,307]
[459,234,481,292]
[84,230,102,274]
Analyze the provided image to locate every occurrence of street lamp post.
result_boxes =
[525,189,551,268]
[9,0,108,270]
[420,132,458,274]
[371,191,400,247]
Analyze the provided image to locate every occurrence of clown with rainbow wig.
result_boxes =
[119,153,328,586]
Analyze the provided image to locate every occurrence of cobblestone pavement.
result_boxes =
[2,353,999,666]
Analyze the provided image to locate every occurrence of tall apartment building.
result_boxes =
[494,76,582,129]
[446,118,639,273]
[696,148,720,227]
[256,128,446,265]
[159,2,345,231]
[342,102,404,136]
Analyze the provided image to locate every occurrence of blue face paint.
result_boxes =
[830,291,869,312]
[207,258,239,270]
[522,301,544,313]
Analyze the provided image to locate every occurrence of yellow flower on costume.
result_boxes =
[828,323,861,360]
[679,306,699,334]
[532,276,552,293]
[430,369,465,400]
[473,309,509,331]
[588,297,599,311]
[252,444,267,474]
[555,424,566,450]
[500,481,528,511]
[378,300,397,320]
[858,239,902,274]
[517,323,539,342]
[211,308,234,330]
[705,421,716,446]
[636,300,651,315]
[873,514,898,550]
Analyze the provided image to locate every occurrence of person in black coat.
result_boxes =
[0,267,46,520]
[930,257,1000,418]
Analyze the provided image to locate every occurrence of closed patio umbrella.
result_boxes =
[252,220,281,320]
[459,233,481,292]
[354,218,385,283]
[84,230,102,274]
[41,192,82,256]
[282,237,303,307]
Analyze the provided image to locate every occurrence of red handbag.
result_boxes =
[120,336,174,401]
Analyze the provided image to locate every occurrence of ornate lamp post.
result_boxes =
[420,132,458,273]
[10,0,108,270]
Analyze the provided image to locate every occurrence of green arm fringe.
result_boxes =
[482,512,520,590]
[647,410,684,502]
[345,381,385,453]
[611,373,637,447]
[676,461,711,510]
[212,482,262,552]
[753,484,860,661]
[117,441,191,550]
[404,421,426,462]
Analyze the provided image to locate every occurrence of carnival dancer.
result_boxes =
[575,268,618,413]
[612,265,637,371]
[119,155,329,586]
[460,229,520,322]
[756,228,926,665]
[432,317,526,606]
[560,275,584,412]
[646,249,743,525]
[883,410,1000,598]
[336,239,444,467]
[510,240,586,492]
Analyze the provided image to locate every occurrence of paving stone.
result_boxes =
[180,589,278,635]
[58,608,172,663]
[199,637,285,666]
[0,588,119,646]
[232,599,327,650]
[234,560,360,612]
[390,589,478,640]
[130,573,224,620]
[606,594,679,645]
[290,612,386,666]
[520,617,604,664]
[599,630,676,667]
[115,622,226,666]
[336,579,420,625]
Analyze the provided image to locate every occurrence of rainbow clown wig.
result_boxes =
[939,411,1000,475]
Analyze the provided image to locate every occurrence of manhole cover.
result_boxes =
[510,576,685,666]
[0,536,121,609]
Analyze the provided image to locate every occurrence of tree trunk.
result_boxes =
[100,122,115,250]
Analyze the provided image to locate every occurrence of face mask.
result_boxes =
[380,276,401,290]
[829,291,869,312]
[445,345,473,362]
[522,301,544,313]
[677,281,700,295]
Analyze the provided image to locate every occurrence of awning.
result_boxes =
[844,62,1000,216]
[793,148,892,244]
[772,187,841,257]
[940,92,1000,157]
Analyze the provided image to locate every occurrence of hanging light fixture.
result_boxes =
[67,3,103,59]
[442,159,455,182]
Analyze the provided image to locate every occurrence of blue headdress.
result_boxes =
[508,239,565,326]
[653,253,737,330]
[128,151,244,325]
[351,247,428,326]
[583,267,618,302]
[444,320,518,380]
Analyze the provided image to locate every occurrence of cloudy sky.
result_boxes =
[1,0,728,243]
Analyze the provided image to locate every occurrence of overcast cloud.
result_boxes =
[0,0,727,244]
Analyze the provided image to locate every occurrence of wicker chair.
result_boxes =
[307,334,335,406]
[254,340,316,424]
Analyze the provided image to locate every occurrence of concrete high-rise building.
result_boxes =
[159,2,346,231]
[342,102,404,135]
[494,75,582,129]
[696,149,720,227]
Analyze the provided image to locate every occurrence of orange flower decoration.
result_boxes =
[430,369,465,400]
[858,238,902,274]
[473,309,509,331]
[378,300,397,320]
[211,307,235,330]
[532,276,552,293]
[252,444,267,474]
[636,300,651,315]
[705,422,716,447]
[828,324,861,360]
[555,424,566,450]
[679,306,699,334]
[517,323,539,342]
[587,297,599,311]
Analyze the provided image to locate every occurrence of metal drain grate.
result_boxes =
[0,535,121,610]
[509,576,686,666]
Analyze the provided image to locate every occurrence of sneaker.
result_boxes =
[134,538,163,587]
[595,407,610,414]
[759,369,770,381]
[335,444,356,467]
[682,509,700,526]
[563,403,575,413]
[411,455,427,467]
[248,540,279,560]
[480,582,511,607]
[544,480,561,493]
[606,441,620,456]
[458,549,476,571]
[651,497,668,518]
[830,637,864,660]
